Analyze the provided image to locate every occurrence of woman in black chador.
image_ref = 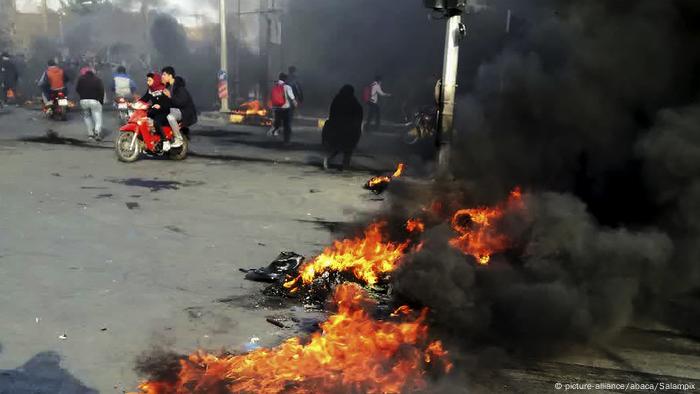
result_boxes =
[322,84,363,170]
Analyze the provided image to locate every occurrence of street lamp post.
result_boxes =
[219,0,230,112]
[424,0,466,177]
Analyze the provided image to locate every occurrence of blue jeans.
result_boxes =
[80,99,103,136]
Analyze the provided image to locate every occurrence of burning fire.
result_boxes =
[406,218,426,233]
[449,187,523,265]
[230,100,272,126]
[284,221,412,290]
[134,284,452,394]
[364,163,406,193]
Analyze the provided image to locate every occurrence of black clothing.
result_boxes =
[287,74,304,103]
[322,85,363,168]
[140,90,172,113]
[168,76,198,127]
[75,73,105,104]
[140,90,172,140]
[274,108,293,143]
[365,102,381,131]
[0,58,18,89]
[148,110,170,140]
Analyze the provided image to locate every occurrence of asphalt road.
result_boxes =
[0,106,406,392]
[0,106,698,393]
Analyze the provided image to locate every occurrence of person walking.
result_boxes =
[0,52,19,106]
[76,68,105,141]
[322,85,363,171]
[364,75,391,132]
[287,66,304,106]
[269,73,297,145]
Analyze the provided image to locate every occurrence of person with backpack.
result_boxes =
[268,72,297,145]
[363,75,391,132]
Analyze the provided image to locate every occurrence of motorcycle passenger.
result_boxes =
[139,73,173,150]
[112,66,136,99]
[161,66,197,148]
[38,59,68,105]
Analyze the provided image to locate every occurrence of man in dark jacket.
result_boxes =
[76,68,105,140]
[0,52,18,105]
[161,66,197,148]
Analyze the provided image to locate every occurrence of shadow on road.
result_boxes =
[0,351,98,394]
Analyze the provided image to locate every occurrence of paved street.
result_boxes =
[0,106,409,392]
[1,107,699,393]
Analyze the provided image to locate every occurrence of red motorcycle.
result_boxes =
[114,101,189,162]
[115,97,134,125]
[45,90,69,121]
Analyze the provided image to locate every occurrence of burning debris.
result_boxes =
[240,252,305,283]
[283,220,422,293]
[133,284,452,394]
[449,187,524,265]
[364,163,405,194]
[230,100,273,127]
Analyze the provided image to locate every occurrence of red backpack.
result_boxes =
[270,84,286,107]
[362,84,372,103]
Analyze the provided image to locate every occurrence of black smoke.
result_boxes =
[352,0,700,357]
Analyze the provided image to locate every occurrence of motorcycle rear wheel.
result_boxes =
[115,131,141,162]
[403,127,421,145]
[168,137,189,161]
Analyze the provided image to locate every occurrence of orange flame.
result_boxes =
[285,222,410,289]
[392,163,405,178]
[406,218,426,233]
[449,187,523,265]
[365,163,406,191]
[134,284,452,394]
[232,100,271,125]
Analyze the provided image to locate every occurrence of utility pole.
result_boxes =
[232,0,241,102]
[219,0,230,112]
[258,0,269,102]
[41,0,49,34]
[425,1,466,177]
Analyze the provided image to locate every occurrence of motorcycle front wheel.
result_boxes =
[115,131,141,162]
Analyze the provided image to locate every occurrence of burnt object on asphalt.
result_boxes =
[363,163,405,195]
[240,252,305,283]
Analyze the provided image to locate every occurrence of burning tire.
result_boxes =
[167,137,189,161]
[115,131,141,162]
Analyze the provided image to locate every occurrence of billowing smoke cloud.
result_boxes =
[369,0,700,356]
[393,192,672,354]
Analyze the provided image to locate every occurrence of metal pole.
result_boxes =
[259,0,269,101]
[232,0,241,102]
[41,0,49,34]
[219,0,230,112]
[437,13,462,176]
[58,13,65,46]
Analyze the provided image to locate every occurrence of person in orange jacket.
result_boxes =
[38,59,69,105]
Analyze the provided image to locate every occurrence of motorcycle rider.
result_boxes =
[161,66,197,148]
[38,59,69,105]
[112,66,136,99]
[139,73,173,151]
